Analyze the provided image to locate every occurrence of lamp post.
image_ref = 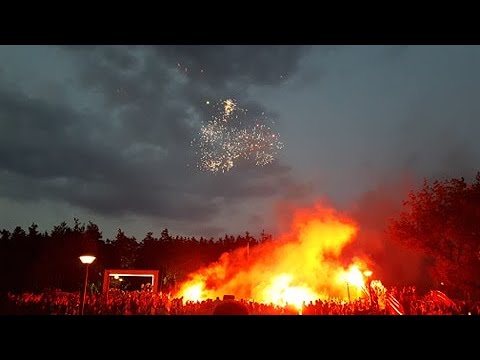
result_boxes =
[363,270,373,278]
[79,255,96,315]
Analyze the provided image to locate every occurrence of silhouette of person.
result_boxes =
[212,300,249,315]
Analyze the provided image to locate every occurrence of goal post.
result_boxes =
[103,269,160,293]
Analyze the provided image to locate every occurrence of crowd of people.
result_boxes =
[3,285,478,315]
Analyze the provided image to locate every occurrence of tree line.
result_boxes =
[0,220,271,294]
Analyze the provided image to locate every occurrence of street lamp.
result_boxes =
[79,255,96,315]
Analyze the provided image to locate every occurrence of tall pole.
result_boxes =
[347,283,351,303]
[81,264,89,315]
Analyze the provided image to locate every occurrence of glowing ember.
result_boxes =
[175,203,376,307]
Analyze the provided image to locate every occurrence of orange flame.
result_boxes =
[176,203,375,308]
[182,282,206,302]
[261,274,318,311]
[337,264,367,288]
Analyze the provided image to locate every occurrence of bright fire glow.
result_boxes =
[182,283,207,302]
[338,264,366,288]
[176,203,375,307]
[262,274,318,311]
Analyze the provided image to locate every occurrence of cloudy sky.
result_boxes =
[1,45,479,240]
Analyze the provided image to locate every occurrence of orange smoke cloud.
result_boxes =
[176,202,374,309]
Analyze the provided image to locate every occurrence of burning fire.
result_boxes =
[176,203,377,309]
[262,274,318,311]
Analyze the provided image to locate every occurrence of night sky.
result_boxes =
[1,45,479,240]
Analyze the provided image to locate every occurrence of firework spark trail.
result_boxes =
[223,99,236,117]
[192,99,284,173]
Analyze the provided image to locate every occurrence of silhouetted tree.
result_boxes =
[136,232,159,269]
[388,174,480,299]
[0,229,10,242]
[160,228,171,242]
[73,218,85,234]
[83,221,102,253]
[11,226,26,242]
[260,229,272,242]
[28,223,39,238]
[112,229,138,269]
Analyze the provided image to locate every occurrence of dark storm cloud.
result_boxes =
[0,86,113,181]
[0,71,218,220]
[0,45,310,229]
[389,54,480,182]
[0,167,220,222]
[101,46,141,71]
[68,45,301,144]
[195,225,228,239]
[189,162,314,203]
[154,45,312,88]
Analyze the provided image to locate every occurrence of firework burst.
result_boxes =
[192,99,284,173]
